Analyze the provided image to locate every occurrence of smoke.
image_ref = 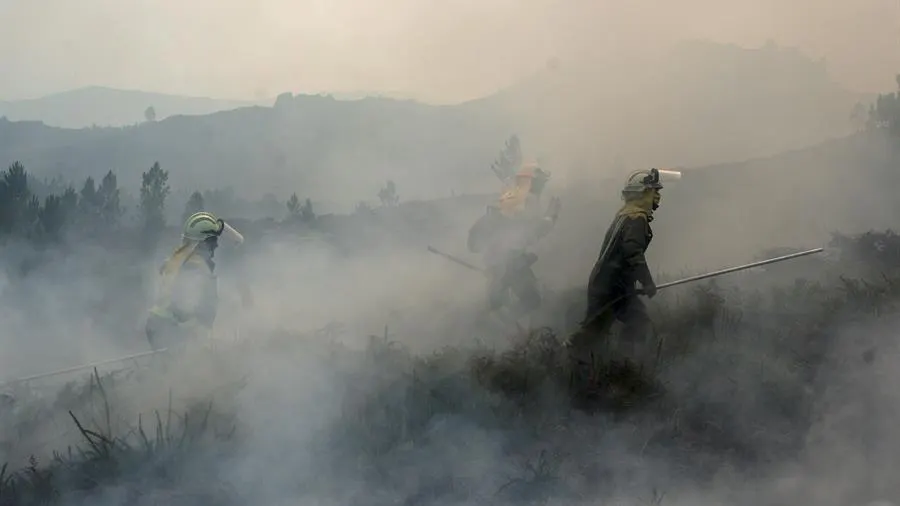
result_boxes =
[2,1,900,505]
[4,191,900,506]
[1,0,898,100]
[0,239,151,380]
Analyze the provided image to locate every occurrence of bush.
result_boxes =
[4,230,900,505]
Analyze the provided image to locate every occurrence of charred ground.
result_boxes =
[2,227,900,505]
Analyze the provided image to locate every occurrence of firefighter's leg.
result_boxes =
[619,296,651,341]
[569,309,617,352]
[510,266,542,315]
[565,308,617,385]
[617,296,654,370]
[486,270,507,312]
[145,313,191,352]
[145,313,173,351]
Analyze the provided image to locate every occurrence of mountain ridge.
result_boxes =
[0,40,878,205]
[0,86,268,128]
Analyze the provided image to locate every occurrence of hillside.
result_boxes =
[0,98,514,204]
[3,110,900,504]
[4,204,900,505]
[0,40,876,207]
[0,86,264,128]
[474,40,874,171]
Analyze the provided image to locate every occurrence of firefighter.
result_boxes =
[566,168,680,360]
[467,162,561,321]
[144,211,247,351]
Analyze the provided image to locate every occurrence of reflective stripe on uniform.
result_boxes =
[187,212,217,227]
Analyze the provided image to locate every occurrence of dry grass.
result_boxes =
[3,229,900,505]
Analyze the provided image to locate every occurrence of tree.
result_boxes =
[0,162,32,236]
[286,194,316,225]
[182,190,205,225]
[354,201,375,216]
[78,176,100,226]
[489,135,522,185]
[97,170,122,228]
[203,187,237,214]
[23,195,40,236]
[38,194,65,241]
[286,193,301,219]
[869,73,900,136]
[144,106,157,122]
[139,161,170,244]
[378,180,399,207]
[300,198,316,224]
[60,186,78,213]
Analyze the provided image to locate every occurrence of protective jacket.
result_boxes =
[468,192,554,265]
[584,199,655,323]
[149,242,219,330]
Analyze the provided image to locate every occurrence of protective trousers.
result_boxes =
[566,294,652,375]
[145,313,206,352]
[486,256,541,314]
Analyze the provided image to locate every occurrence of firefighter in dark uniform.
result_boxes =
[566,168,680,363]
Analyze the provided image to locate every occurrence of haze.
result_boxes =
[1,0,898,102]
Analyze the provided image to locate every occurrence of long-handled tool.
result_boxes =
[0,348,167,387]
[651,247,824,291]
[580,247,825,328]
[427,245,483,273]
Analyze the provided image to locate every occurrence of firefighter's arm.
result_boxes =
[620,216,656,297]
[533,216,554,241]
[532,197,561,241]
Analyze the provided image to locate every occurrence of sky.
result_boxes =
[0,0,898,103]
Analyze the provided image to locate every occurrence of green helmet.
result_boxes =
[182,212,224,242]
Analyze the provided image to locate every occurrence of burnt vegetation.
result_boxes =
[3,228,900,504]
[1,76,900,505]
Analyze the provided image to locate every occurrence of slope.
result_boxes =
[474,39,874,171]
[0,86,263,128]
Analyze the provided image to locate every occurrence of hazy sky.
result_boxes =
[1,0,898,102]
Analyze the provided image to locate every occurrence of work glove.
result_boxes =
[635,264,657,298]
[640,280,658,298]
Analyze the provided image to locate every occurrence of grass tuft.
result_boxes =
[4,229,900,504]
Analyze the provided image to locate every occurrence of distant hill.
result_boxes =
[0,40,879,206]
[0,95,514,204]
[0,86,266,128]
[474,39,875,170]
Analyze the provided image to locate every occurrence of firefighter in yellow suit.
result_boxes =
[145,211,247,351]
[467,163,560,320]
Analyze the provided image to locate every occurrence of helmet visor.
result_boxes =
[657,169,682,182]
[218,220,245,244]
